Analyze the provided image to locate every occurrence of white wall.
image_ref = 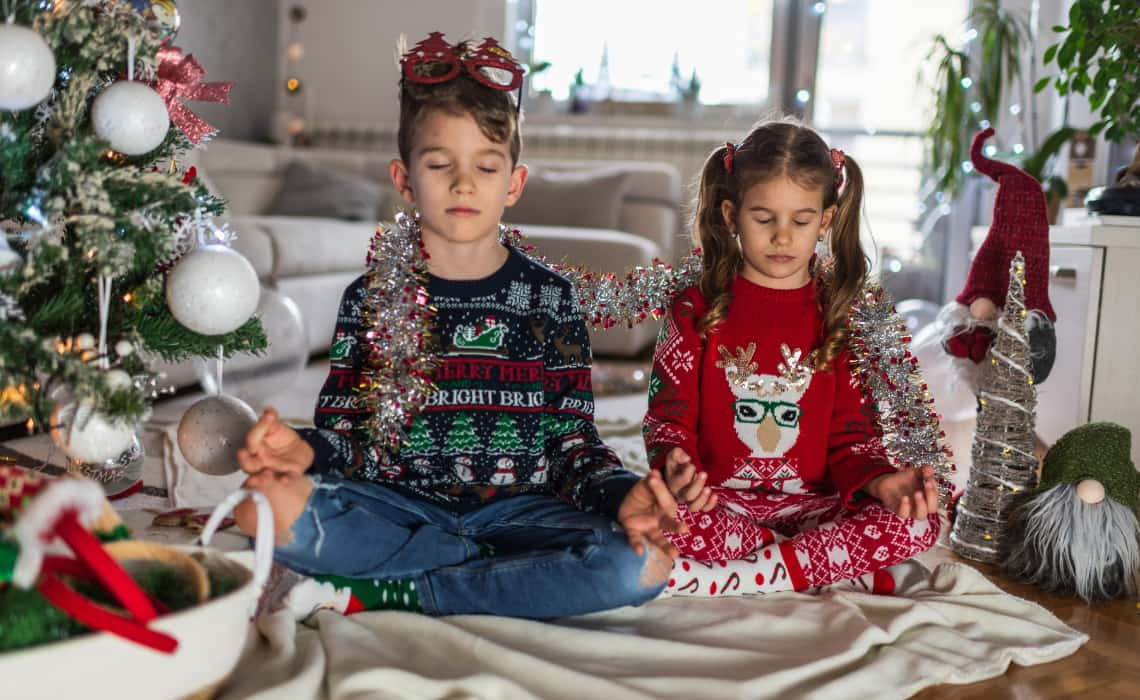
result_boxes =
[176,0,278,142]
[274,0,508,137]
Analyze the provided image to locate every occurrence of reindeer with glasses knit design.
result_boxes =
[716,343,815,493]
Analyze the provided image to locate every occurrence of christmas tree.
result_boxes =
[0,2,265,482]
[404,416,433,454]
[444,413,479,454]
[950,252,1039,563]
[489,413,523,453]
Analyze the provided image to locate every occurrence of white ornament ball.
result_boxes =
[50,401,136,464]
[1076,478,1105,505]
[166,245,260,336]
[104,369,134,392]
[0,24,56,111]
[75,333,96,350]
[115,339,135,358]
[90,81,170,156]
[177,394,258,475]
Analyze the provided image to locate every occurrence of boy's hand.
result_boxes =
[663,447,718,513]
[238,407,314,476]
[616,470,686,559]
[863,465,939,520]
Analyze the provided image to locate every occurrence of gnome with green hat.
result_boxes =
[1004,422,1140,601]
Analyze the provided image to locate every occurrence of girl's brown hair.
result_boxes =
[692,120,867,370]
[396,39,523,166]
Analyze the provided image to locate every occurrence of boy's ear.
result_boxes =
[720,200,737,234]
[504,164,528,207]
[389,159,416,204]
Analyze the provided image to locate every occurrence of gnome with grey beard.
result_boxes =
[1004,422,1140,601]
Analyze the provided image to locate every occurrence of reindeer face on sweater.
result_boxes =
[717,343,814,457]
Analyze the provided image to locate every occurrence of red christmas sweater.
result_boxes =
[643,277,894,507]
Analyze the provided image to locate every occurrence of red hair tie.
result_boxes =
[831,148,846,191]
[723,142,736,174]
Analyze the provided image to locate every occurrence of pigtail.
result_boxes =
[815,154,869,369]
[694,144,742,337]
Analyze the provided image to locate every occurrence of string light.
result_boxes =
[950,252,1039,563]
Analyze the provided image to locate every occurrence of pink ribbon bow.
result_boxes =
[155,46,235,144]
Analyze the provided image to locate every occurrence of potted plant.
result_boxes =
[569,68,589,114]
[1036,0,1140,215]
[525,60,554,115]
[921,0,1028,198]
[1019,126,1076,222]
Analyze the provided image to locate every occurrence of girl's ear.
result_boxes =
[820,204,838,232]
[389,159,415,204]
[720,199,737,234]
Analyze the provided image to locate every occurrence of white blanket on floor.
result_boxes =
[213,560,1085,700]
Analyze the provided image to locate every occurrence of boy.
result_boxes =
[234,33,680,619]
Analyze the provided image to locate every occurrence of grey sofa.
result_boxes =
[198,139,683,353]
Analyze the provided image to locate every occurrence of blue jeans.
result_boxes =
[273,473,665,619]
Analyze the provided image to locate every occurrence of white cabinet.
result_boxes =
[1042,216,1140,463]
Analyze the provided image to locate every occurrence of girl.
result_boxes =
[644,121,940,597]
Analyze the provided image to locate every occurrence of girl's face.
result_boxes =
[721,175,836,289]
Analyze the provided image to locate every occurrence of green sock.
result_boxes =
[311,574,422,614]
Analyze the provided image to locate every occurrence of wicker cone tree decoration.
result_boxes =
[950,251,1040,562]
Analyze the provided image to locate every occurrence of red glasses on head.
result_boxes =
[401,32,525,92]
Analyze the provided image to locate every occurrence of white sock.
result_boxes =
[661,542,800,598]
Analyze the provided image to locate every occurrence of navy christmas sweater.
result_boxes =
[298,245,638,516]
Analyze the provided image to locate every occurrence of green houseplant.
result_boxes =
[1036,0,1140,214]
[921,0,1030,197]
[1036,1,1140,143]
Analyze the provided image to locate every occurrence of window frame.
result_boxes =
[509,0,824,119]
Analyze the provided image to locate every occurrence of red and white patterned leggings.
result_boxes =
[666,487,940,593]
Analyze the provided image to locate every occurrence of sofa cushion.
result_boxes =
[246,216,374,279]
[266,160,387,222]
[505,168,632,231]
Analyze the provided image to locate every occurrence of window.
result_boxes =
[813,0,969,274]
[516,1,972,301]
[524,0,774,105]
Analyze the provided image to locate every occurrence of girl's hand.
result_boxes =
[863,465,939,520]
[238,407,314,475]
[663,447,719,513]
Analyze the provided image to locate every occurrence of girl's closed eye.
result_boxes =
[477,165,499,174]
[426,162,450,170]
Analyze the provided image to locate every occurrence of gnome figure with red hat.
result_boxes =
[911,127,1059,502]
[939,127,1058,387]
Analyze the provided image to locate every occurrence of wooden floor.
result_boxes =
[913,546,1140,699]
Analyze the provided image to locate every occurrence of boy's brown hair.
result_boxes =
[396,39,523,166]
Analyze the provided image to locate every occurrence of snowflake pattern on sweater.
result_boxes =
[299,246,637,515]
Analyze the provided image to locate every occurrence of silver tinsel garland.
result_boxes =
[950,252,1039,563]
[358,214,951,488]
[499,227,703,330]
[846,283,956,506]
[355,213,702,449]
[356,211,440,451]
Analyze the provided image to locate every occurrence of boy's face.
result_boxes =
[390,110,527,248]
